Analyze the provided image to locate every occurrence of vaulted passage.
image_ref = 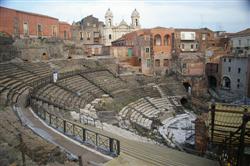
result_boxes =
[208,76,217,88]
[183,82,191,92]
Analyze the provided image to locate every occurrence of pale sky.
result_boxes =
[1,0,250,32]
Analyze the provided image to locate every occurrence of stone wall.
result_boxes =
[0,35,19,62]
[12,38,89,61]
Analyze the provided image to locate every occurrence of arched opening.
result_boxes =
[138,58,141,65]
[154,34,162,46]
[135,19,138,26]
[68,56,72,59]
[109,34,112,40]
[42,52,48,60]
[180,97,188,106]
[164,34,170,46]
[183,82,191,92]
[208,76,217,88]
[222,76,231,89]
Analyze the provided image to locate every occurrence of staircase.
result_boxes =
[154,84,167,98]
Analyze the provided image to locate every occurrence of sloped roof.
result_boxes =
[229,28,250,37]
[0,6,58,20]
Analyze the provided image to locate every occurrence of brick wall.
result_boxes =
[59,22,71,40]
[0,7,71,39]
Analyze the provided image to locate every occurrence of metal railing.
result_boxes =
[30,99,120,157]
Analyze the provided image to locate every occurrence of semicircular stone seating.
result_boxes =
[84,70,128,93]
[0,62,53,105]
[119,96,184,130]
[34,75,105,111]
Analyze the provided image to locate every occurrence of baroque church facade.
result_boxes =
[103,8,141,46]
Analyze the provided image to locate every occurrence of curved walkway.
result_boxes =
[15,106,111,165]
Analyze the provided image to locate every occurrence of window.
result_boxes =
[64,31,67,39]
[37,24,42,37]
[155,59,160,67]
[224,58,226,62]
[183,63,186,68]
[238,68,241,73]
[223,76,231,89]
[181,33,185,39]
[135,19,138,26]
[109,34,112,40]
[164,35,169,46]
[237,84,240,88]
[228,67,231,72]
[80,32,83,40]
[239,40,241,46]
[163,59,169,66]
[191,44,194,49]
[138,58,141,64]
[146,59,151,67]
[145,48,150,53]
[182,44,185,49]
[247,39,250,46]
[94,32,99,38]
[52,25,57,37]
[237,79,240,82]
[191,33,195,39]
[154,34,162,46]
[202,34,206,40]
[87,32,91,40]
[229,59,231,62]
[23,22,29,36]
[196,44,198,49]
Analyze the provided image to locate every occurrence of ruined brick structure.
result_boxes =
[195,114,209,154]
[71,15,104,44]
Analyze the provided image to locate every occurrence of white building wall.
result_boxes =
[231,36,250,48]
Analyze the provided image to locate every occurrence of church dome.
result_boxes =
[119,19,128,26]
[131,9,139,17]
[105,8,113,18]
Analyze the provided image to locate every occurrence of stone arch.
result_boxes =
[222,76,231,89]
[154,34,162,46]
[164,34,170,46]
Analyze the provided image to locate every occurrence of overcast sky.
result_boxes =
[1,0,250,32]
